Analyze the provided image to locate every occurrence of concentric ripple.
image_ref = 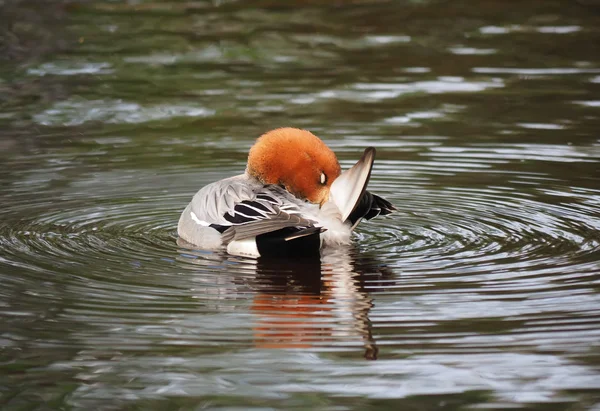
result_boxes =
[3,155,599,408]
[2,132,600,411]
[368,184,599,272]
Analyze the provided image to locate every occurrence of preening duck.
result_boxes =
[177,127,395,257]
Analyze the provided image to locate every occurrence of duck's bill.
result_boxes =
[328,147,375,222]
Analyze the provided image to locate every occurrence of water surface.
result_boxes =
[1,0,600,409]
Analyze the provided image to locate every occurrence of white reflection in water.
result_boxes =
[574,100,600,107]
[384,110,445,124]
[125,46,226,65]
[364,35,412,45]
[33,99,215,126]
[383,103,464,125]
[402,67,431,73]
[427,143,599,162]
[290,34,411,50]
[537,26,582,34]
[62,351,600,405]
[479,25,522,34]
[479,25,582,35]
[517,122,566,130]
[448,46,497,55]
[318,78,503,101]
[473,67,600,75]
[27,62,113,76]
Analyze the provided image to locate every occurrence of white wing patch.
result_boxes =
[190,211,210,226]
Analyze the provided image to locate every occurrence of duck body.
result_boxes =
[178,128,395,257]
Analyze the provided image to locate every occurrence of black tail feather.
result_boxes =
[256,227,322,257]
[346,191,395,226]
[370,193,396,218]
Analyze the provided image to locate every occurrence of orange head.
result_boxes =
[247,127,341,205]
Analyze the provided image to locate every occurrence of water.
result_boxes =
[1,0,600,409]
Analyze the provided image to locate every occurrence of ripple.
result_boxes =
[369,177,595,277]
[27,61,113,76]
[6,154,580,337]
[33,98,215,126]
[574,100,600,107]
[321,78,505,101]
[6,159,597,356]
[517,122,567,130]
[448,46,497,55]
[479,25,582,35]
[472,67,600,75]
[2,134,600,411]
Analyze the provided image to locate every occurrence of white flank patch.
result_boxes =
[190,211,210,226]
[227,239,260,258]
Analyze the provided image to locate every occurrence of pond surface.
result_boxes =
[1,0,600,409]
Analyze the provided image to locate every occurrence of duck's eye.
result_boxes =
[320,172,327,185]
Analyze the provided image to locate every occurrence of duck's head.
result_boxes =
[247,127,341,205]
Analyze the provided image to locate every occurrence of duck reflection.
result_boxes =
[177,239,394,360]
[249,247,393,360]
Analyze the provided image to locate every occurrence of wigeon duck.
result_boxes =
[177,127,395,257]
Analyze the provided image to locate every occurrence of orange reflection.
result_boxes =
[252,292,333,349]
[250,248,383,359]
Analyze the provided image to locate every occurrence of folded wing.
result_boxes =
[191,182,320,245]
[221,204,321,243]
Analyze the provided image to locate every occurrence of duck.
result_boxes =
[177,127,395,257]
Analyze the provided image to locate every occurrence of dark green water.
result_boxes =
[1,0,600,409]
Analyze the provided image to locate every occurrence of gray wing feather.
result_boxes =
[190,175,269,225]
[221,206,318,244]
[188,175,319,244]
